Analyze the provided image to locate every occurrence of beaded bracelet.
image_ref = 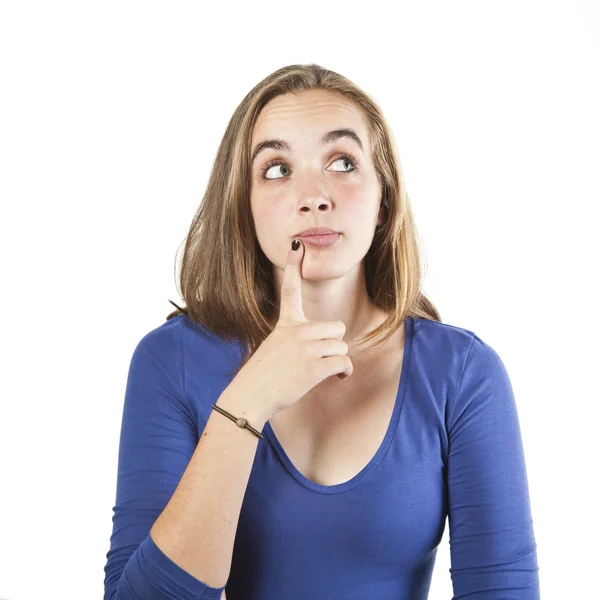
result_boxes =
[211,403,264,439]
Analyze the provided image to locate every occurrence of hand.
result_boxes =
[225,238,353,419]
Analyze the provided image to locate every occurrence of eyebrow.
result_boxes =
[250,128,364,165]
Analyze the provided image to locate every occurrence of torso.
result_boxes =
[267,320,406,487]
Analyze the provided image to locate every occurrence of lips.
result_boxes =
[296,227,339,237]
[297,232,340,247]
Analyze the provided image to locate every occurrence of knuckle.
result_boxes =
[299,338,313,357]
[306,360,320,379]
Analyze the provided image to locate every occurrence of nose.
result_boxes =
[298,196,333,214]
[300,203,330,214]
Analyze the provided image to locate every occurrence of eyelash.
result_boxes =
[259,152,359,180]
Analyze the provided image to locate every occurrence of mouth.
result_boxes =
[297,232,340,248]
[295,226,339,237]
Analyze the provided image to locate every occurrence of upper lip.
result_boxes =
[295,227,339,237]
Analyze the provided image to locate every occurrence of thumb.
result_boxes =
[278,238,308,324]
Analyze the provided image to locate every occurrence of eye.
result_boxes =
[260,152,359,181]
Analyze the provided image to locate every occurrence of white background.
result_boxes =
[1,1,598,598]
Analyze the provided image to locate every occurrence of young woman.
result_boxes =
[103,63,540,600]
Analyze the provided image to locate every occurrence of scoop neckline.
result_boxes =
[262,316,414,495]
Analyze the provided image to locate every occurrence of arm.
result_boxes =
[150,387,270,588]
[446,334,540,599]
[103,319,270,599]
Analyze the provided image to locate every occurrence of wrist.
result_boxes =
[216,386,272,431]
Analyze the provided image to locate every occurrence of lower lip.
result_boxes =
[298,233,340,247]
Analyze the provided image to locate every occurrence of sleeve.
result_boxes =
[445,333,540,599]
[103,318,226,600]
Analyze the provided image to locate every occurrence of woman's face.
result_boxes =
[249,89,385,284]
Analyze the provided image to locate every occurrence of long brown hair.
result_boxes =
[166,63,441,375]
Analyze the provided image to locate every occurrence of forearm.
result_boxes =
[150,387,271,589]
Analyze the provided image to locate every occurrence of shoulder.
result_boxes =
[135,313,184,352]
[411,316,480,360]
[177,313,244,367]
[414,319,517,433]
[125,316,186,400]
[133,313,243,376]
[410,316,506,391]
[135,313,238,355]
[412,315,500,354]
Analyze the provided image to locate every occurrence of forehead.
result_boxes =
[251,89,368,143]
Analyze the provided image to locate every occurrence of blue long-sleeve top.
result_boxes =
[103,314,540,599]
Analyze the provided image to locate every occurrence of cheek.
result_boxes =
[339,187,376,221]
[251,198,274,229]
[255,194,297,231]
[251,199,288,257]
[351,178,381,213]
